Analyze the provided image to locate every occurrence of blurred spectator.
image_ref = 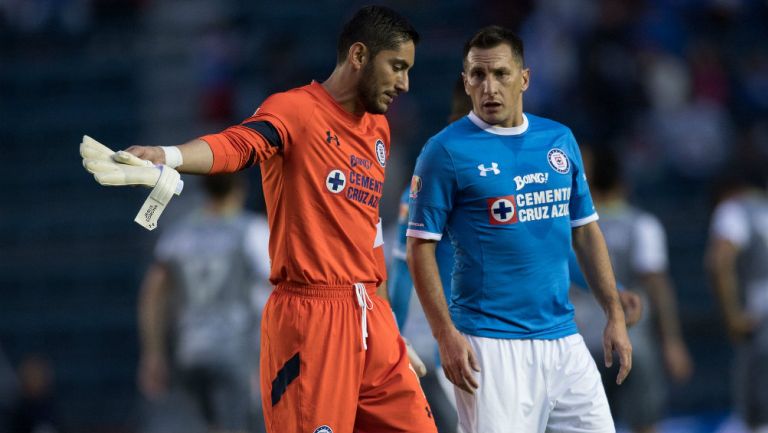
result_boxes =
[706,170,768,432]
[519,0,590,116]
[572,146,693,433]
[8,355,58,433]
[738,48,768,119]
[639,50,731,179]
[198,21,241,125]
[689,38,730,106]
[0,0,90,34]
[137,173,270,433]
[578,0,647,144]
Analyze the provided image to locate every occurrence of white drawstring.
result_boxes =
[354,283,374,350]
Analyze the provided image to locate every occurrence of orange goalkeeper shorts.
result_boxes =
[260,283,437,433]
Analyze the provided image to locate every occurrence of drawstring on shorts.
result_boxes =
[354,282,374,350]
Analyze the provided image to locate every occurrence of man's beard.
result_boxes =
[358,62,386,114]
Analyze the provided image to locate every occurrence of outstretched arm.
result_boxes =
[125,139,214,174]
[572,221,632,385]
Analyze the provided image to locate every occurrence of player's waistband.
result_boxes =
[274,282,378,299]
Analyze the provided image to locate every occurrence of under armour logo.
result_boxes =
[477,162,500,176]
[326,130,340,146]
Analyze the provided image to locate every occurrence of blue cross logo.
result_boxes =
[326,170,346,193]
[492,199,514,222]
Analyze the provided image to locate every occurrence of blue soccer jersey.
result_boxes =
[407,112,598,339]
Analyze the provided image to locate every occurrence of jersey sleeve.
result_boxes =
[201,91,307,173]
[632,213,668,273]
[567,134,598,227]
[407,140,457,241]
[710,199,750,248]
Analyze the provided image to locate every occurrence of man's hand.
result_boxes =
[138,352,168,400]
[404,339,427,378]
[725,312,757,343]
[603,318,632,385]
[663,338,693,383]
[436,327,480,394]
[123,145,166,165]
[619,290,643,327]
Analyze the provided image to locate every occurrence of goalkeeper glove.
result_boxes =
[80,135,183,230]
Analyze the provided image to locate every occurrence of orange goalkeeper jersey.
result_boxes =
[201,81,390,287]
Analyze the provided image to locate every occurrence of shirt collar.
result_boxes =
[467,111,529,136]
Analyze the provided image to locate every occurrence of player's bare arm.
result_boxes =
[641,272,694,382]
[407,237,479,394]
[572,221,633,385]
[137,262,172,400]
[125,138,214,174]
[706,237,756,342]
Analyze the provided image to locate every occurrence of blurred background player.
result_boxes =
[571,147,693,433]
[706,169,768,433]
[137,173,270,433]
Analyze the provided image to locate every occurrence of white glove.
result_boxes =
[405,338,427,378]
[81,136,161,187]
[80,135,183,230]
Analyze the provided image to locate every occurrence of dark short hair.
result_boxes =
[202,173,246,199]
[337,5,419,64]
[463,25,524,69]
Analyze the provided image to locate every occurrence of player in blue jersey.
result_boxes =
[406,26,632,433]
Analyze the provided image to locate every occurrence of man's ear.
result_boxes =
[521,67,530,92]
[347,42,369,71]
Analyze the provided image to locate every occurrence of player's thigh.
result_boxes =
[546,335,614,433]
[456,335,548,433]
[260,290,363,433]
[354,297,437,433]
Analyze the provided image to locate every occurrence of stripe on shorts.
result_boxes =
[271,352,300,406]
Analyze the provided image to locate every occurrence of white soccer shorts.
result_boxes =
[454,333,614,433]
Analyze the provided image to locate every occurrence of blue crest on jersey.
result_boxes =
[375,139,386,167]
[547,148,570,174]
[313,425,333,433]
